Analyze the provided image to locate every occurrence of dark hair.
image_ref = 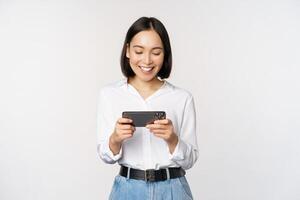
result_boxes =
[120,17,172,79]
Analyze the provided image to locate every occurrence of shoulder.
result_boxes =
[97,79,126,98]
[165,81,193,101]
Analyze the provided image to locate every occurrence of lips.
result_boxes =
[139,66,154,73]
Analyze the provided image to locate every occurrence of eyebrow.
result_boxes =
[132,45,163,50]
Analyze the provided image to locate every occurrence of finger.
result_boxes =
[117,118,133,124]
[119,124,134,130]
[146,124,165,129]
[120,133,134,140]
[154,119,169,125]
[120,129,135,135]
[150,129,167,134]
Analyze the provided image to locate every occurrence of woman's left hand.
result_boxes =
[146,119,178,153]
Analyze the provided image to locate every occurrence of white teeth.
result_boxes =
[140,66,153,72]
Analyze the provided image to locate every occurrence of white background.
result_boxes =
[1,0,300,199]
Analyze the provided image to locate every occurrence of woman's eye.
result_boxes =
[152,52,161,56]
[135,52,143,54]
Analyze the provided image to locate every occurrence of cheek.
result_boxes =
[153,55,164,65]
[129,54,142,64]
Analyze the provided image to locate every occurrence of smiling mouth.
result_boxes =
[139,66,154,73]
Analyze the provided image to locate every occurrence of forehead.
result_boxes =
[130,30,163,48]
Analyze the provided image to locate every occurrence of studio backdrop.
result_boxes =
[0,0,299,200]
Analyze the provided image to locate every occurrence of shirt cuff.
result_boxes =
[168,138,187,161]
[99,137,122,163]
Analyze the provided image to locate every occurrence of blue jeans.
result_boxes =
[109,175,193,200]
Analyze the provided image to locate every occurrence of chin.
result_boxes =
[141,76,156,82]
[135,73,157,82]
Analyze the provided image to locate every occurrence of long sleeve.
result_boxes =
[96,89,122,164]
[169,96,199,170]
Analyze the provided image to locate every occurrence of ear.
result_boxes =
[126,44,130,58]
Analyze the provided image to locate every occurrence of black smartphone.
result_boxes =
[122,111,166,127]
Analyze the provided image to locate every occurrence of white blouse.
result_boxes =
[96,79,199,170]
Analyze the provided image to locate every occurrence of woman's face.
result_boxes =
[126,30,164,82]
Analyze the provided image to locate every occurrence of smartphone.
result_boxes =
[122,111,166,127]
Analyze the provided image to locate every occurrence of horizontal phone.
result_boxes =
[122,111,166,127]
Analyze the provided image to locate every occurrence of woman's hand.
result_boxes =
[146,119,178,154]
[109,118,135,155]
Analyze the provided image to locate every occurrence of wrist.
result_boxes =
[110,133,116,144]
[109,134,121,154]
[168,133,178,144]
[167,134,178,153]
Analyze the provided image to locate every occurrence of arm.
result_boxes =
[96,89,135,164]
[146,96,199,170]
[96,90,121,164]
[169,96,199,170]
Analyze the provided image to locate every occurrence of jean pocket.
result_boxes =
[177,177,193,200]
[109,176,122,200]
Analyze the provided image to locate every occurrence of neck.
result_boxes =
[128,77,163,92]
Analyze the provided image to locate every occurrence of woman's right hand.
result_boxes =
[109,118,135,155]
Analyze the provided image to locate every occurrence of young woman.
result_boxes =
[97,17,199,200]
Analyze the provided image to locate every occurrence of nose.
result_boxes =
[143,53,152,65]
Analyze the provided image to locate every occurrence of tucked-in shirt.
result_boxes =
[96,78,199,170]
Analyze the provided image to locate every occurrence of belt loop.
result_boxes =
[165,168,170,180]
[127,167,131,179]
